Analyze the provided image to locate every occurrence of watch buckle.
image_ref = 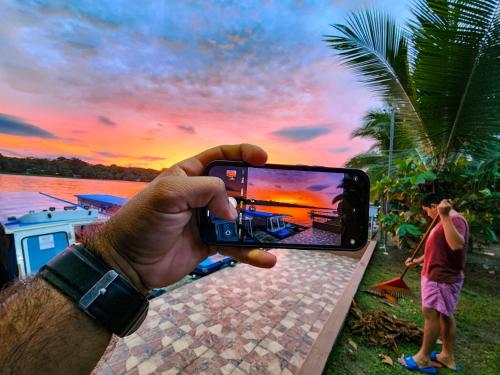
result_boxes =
[79,270,119,310]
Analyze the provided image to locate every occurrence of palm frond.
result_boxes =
[410,0,500,161]
[324,9,433,154]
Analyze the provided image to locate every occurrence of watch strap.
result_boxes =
[39,244,148,337]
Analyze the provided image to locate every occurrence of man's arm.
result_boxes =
[438,200,465,251]
[0,143,276,374]
[441,215,465,250]
[405,254,424,268]
[0,277,111,375]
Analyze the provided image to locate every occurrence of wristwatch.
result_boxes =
[39,244,149,337]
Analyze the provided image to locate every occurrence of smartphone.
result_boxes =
[198,161,370,251]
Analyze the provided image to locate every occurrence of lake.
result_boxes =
[0,174,147,202]
[0,175,339,227]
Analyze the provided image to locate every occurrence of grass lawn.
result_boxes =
[322,243,500,375]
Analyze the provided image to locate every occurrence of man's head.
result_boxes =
[421,192,443,218]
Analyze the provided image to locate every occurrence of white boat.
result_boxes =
[0,192,109,285]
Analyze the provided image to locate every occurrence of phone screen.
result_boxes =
[200,162,369,250]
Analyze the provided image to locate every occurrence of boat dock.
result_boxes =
[93,241,376,375]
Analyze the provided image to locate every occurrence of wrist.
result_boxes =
[85,226,150,296]
[439,211,450,219]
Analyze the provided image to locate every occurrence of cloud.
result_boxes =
[97,115,116,126]
[0,148,25,157]
[96,151,127,157]
[177,125,195,134]
[328,146,350,153]
[307,184,329,191]
[0,113,58,139]
[137,156,166,161]
[271,126,331,142]
[95,151,165,162]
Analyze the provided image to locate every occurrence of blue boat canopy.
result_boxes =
[241,209,287,218]
[75,194,127,206]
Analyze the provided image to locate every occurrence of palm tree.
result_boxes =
[346,109,421,181]
[325,0,500,166]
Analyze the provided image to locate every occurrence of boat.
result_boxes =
[75,194,127,214]
[0,192,108,287]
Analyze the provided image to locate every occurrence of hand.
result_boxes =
[89,144,277,292]
[405,258,418,268]
[437,199,452,217]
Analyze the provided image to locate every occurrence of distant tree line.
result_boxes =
[0,154,161,182]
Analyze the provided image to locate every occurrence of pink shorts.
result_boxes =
[421,275,463,316]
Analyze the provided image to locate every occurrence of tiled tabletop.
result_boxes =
[93,249,359,375]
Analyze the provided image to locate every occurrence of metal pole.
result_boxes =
[388,107,395,177]
[382,107,396,255]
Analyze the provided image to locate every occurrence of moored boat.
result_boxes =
[0,192,108,287]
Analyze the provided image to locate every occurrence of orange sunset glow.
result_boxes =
[0,1,410,168]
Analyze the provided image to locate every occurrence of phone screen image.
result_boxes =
[200,162,369,250]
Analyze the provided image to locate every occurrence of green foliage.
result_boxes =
[326,0,500,250]
[326,0,500,162]
[373,157,438,248]
[410,0,500,160]
[375,156,498,249]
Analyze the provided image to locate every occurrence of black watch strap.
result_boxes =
[39,244,148,337]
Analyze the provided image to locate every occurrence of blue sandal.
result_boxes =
[430,351,462,372]
[400,355,437,374]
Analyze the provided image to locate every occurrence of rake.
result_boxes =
[365,215,440,302]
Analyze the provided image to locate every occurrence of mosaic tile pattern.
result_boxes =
[93,249,358,375]
[279,228,341,246]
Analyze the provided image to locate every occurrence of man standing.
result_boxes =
[400,193,468,373]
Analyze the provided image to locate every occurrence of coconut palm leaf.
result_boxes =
[351,109,417,154]
[324,10,433,154]
[410,0,500,161]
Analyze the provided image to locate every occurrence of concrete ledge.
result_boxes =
[298,240,377,375]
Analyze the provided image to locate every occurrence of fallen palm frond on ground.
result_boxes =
[347,300,423,355]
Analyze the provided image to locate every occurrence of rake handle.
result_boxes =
[400,214,440,279]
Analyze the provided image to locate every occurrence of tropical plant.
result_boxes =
[325,0,500,249]
[325,0,500,162]
[374,155,499,249]
[346,109,424,184]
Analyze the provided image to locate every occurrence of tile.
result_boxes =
[94,249,361,375]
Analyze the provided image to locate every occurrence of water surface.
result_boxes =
[0,174,147,202]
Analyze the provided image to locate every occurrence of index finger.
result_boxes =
[161,144,268,177]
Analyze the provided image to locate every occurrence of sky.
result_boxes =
[247,167,344,208]
[0,0,410,170]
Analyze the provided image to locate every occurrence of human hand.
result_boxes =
[405,257,418,268]
[89,144,277,292]
[437,199,452,217]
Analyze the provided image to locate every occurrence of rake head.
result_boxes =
[365,276,413,301]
